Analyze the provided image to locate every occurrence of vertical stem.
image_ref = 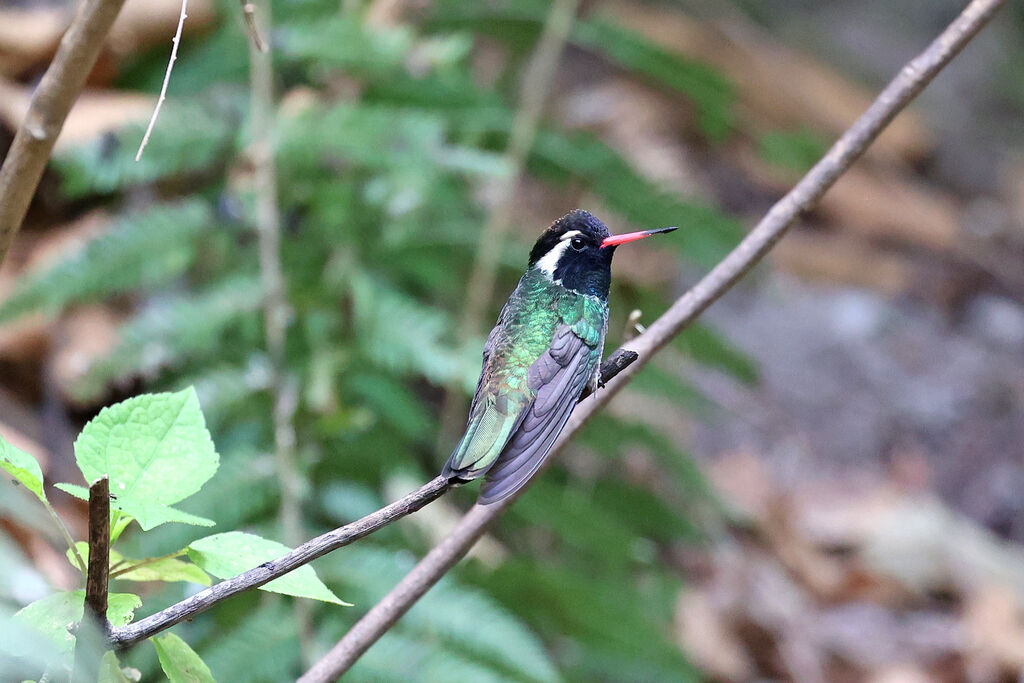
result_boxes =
[73,476,110,681]
[247,0,313,664]
[437,0,581,444]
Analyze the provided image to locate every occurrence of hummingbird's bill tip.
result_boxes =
[601,226,679,248]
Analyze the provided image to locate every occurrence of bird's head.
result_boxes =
[528,209,677,298]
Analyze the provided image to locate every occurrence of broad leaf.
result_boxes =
[68,388,219,530]
[0,433,46,503]
[152,632,217,683]
[188,532,348,605]
[14,591,142,653]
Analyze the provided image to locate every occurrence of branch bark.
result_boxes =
[298,1,1009,679]
[105,350,637,648]
[0,0,128,269]
[73,476,110,681]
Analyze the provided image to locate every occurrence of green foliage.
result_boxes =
[0,201,214,324]
[152,632,217,683]
[188,531,348,605]
[320,545,560,683]
[98,650,133,683]
[66,542,211,585]
[55,97,242,199]
[0,433,46,503]
[14,590,141,653]
[71,276,264,402]
[60,388,219,531]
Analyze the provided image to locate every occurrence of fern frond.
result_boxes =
[70,276,263,402]
[349,272,479,390]
[55,97,243,199]
[280,15,412,76]
[0,200,214,324]
[321,546,560,683]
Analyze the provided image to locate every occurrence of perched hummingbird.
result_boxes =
[442,210,677,504]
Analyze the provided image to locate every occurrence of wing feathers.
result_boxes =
[479,325,596,503]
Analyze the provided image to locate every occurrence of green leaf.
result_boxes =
[152,632,217,683]
[188,531,348,605]
[14,591,142,653]
[0,433,46,502]
[68,388,219,531]
[65,542,211,585]
[98,650,131,683]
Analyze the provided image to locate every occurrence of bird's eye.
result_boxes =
[570,236,585,251]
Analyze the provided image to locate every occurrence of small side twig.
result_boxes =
[0,0,129,269]
[134,0,188,161]
[239,0,266,52]
[298,1,1009,679]
[73,476,110,680]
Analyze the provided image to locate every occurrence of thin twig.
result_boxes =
[246,0,313,662]
[135,0,188,161]
[41,497,87,576]
[298,1,1009,678]
[437,0,581,447]
[239,0,266,52]
[108,549,188,579]
[106,351,637,648]
[0,0,128,269]
[73,477,110,681]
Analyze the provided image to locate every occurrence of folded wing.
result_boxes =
[478,324,597,504]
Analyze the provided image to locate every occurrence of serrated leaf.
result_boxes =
[152,632,217,683]
[66,542,211,585]
[14,591,142,653]
[70,388,219,531]
[98,650,131,683]
[188,532,348,605]
[0,433,46,503]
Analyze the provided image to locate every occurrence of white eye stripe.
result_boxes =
[535,239,571,281]
[559,230,582,241]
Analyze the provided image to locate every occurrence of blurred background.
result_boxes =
[1,0,1023,680]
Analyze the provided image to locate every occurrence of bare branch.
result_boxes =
[298,1,1009,679]
[135,0,189,161]
[73,476,110,680]
[0,0,128,269]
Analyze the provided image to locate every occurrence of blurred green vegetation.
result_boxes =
[0,0,753,679]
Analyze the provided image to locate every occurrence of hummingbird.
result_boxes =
[442,209,677,504]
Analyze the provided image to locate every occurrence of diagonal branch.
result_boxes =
[0,0,128,269]
[298,0,1009,679]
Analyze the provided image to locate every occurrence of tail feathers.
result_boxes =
[442,401,524,481]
